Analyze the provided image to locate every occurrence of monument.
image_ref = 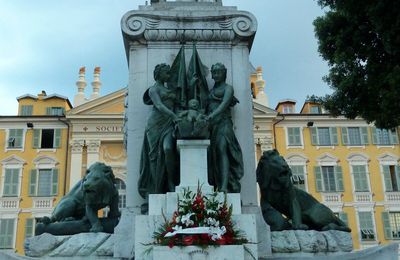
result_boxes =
[17,1,398,259]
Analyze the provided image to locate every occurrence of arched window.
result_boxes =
[115,178,126,209]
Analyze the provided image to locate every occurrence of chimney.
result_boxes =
[255,66,269,107]
[90,66,101,100]
[74,66,87,107]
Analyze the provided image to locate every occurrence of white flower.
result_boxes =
[175,216,181,223]
[210,226,226,241]
[206,209,216,215]
[181,213,194,227]
[206,217,219,227]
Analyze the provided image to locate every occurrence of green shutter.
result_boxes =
[51,168,59,195]
[54,129,61,148]
[0,219,15,248]
[371,127,378,144]
[310,127,318,145]
[339,212,349,226]
[46,107,51,115]
[382,165,393,192]
[29,169,37,196]
[335,166,344,191]
[330,127,338,145]
[395,166,400,191]
[287,128,294,145]
[389,129,399,144]
[25,219,34,239]
[341,127,349,145]
[314,166,323,192]
[360,127,369,145]
[3,169,11,196]
[294,128,301,145]
[61,107,65,115]
[15,129,23,147]
[33,129,40,148]
[11,169,19,196]
[382,212,392,239]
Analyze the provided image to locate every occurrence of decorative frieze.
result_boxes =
[87,140,101,154]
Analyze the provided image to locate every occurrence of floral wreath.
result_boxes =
[153,187,248,248]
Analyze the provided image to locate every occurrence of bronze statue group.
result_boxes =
[34,45,350,236]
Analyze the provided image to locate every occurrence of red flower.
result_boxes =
[182,236,194,246]
[216,236,226,245]
[168,239,175,248]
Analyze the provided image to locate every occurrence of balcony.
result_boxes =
[32,197,54,209]
[354,192,373,202]
[0,197,20,209]
[385,192,400,202]
[322,193,342,203]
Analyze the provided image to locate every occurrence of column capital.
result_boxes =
[70,139,85,153]
[87,140,101,153]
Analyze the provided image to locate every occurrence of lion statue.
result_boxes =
[35,162,120,235]
[256,150,351,232]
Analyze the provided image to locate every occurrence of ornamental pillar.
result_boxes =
[69,139,84,189]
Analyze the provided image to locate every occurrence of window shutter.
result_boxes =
[382,165,393,192]
[341,127,349,145]
[360,166,369,192]
[382,212,392,239]
[15,129,23,147]
[61,107,65,115]
[33,129,40,148]
[330,127,338,145]
[310,127,318,145]
[46,107,51,115]
[339,212,349,226]
[2,219,15,248]
[360,127,369,145]
[25,219,34,239]
[10,169,19,196]
[293,127,301,145]
[314,166,323,192]
[3,169,12,196]
[389,129,399,144]
[51,168,59,196]
[287,128,294,145]
[371,127,378,144]
[395,166,400,191]
[54,129,61,148]
[335,166,344,191]
[29,169,37,196]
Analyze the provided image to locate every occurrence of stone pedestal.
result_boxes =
[176,140,213,193]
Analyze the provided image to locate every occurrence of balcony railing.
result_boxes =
[32,197,54,209]
[385,192,400,202]
[354,192,373,202]
[322,193,342,203]
[0,197,20,209]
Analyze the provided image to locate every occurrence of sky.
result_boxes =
[0,0,330,115]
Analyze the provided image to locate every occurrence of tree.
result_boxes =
[313,0,400,129]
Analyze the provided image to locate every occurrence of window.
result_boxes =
[289,165,305,190]
[25,218,35,239]
[352,165,370,192]
[20,105,33,116]
[342,127,369,146]
[358,212,375,241]
[46,107,65,116]
[282,105,294,114]
[0,219,15,249]
[372,128,399,145]
[29,168,59,196]
[7,129,23,148]
[310,127,338,146]
[382,165,400,192]
[309,106,321,114]
[115,178,126,209]
[33,129,61,149]
[287,127,302,146]
[382,212,400,240]
[314,165,344,192]
[2,169,20,197]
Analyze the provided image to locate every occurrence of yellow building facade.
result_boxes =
[0,91,71,253]
[273,100,400,250]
